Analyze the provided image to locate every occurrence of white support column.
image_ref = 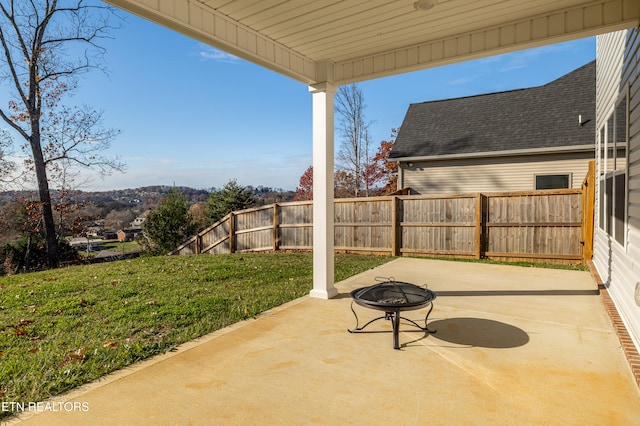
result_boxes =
[309,82,338,299]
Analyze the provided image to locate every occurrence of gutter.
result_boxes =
[389,144,595,163]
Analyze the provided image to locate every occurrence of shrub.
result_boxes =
[143,189,196,254]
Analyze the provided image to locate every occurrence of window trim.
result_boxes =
[534,173,571,190]
[598,85,629,248]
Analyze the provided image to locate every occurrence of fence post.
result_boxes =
[229,213,235,254]
[273,203,280,251]
[475,193,486,259]
[390,196,400,256]
[195,234,201,255]
[581,160,596,263]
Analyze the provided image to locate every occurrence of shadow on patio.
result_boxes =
[11,258,640,425]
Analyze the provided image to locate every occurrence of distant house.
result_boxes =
[130,217,146,227]
[390,60,595,194]
[68,238,102,252]
[101,230,118,240]
[130,210,150,228]
[117,228,142,242]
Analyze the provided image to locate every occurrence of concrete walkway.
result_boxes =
[9,258,640,425]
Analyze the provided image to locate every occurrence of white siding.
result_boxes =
[401,153,593,194]
[595,29,640,352]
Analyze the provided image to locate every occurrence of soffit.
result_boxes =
[106,0,640,85]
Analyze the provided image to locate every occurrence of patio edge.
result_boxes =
[588,261,640,388]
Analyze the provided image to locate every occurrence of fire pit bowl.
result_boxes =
[348,279,436,349]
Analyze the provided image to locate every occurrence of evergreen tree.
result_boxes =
[206,180,257,223]
[144,189,196,253]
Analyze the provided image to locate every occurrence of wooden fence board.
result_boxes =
[172,188,592,265]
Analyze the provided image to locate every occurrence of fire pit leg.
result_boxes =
[392,309,401,350]
[396,307,437,334]
[348,300,387,333]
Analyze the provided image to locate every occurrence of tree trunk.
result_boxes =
[30,130,59,268]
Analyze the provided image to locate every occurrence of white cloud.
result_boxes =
[498,42,583,72]
[198,44,241,64]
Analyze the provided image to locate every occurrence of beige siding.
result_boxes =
[594,29,640,352]
[402,152,593,194]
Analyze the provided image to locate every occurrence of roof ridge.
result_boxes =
[408,59,595,106]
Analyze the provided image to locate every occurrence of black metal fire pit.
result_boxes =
[348,278,436,349]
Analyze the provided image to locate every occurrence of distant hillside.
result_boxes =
[0,185,295,207]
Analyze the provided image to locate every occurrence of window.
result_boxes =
[535,174,570,190]
[598,90,628,246]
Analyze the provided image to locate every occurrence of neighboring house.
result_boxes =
[117,228,142,242]
[130,211,150,228]
[130,217,147,228]
[68,238,102,252]
[593,30,640,354]
[390,61,595,194]
[101,230,118,240]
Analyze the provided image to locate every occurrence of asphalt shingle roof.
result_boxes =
[389,60,595,160]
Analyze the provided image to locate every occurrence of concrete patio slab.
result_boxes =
[8,258,640,425]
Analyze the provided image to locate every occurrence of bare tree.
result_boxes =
[104,209,135,230]
[335,84,373,197]
[0,129,16,186]
[0,0,123,267]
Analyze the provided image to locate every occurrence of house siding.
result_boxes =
[401,152,593,195]
[595,29,640,352]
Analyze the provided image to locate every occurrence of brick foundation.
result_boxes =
[588,261,640,388]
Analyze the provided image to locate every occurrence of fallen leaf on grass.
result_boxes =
[103,341,117,348]
[27,348,40,354]
[61,346,88,366]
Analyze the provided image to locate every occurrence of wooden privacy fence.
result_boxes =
[173,187,594,265]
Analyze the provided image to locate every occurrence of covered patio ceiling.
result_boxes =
[106,0,638,86]
[104,0,640,299]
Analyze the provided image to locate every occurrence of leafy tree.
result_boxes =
[206,179,257,223]
[0,199,22,246]
[0,197,78,275]
[0,1,123,268]
[143,189,196,254]
[334,170,356,198]
[189,202,208,232]
[292,167,359,199]
[362,129,398,195]
[293,166,313,201]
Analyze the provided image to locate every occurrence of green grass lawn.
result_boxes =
[0,252,392,416]
[76,239,141,259]
[98,240,141,253]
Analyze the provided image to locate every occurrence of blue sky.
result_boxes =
[28,11,596,191]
